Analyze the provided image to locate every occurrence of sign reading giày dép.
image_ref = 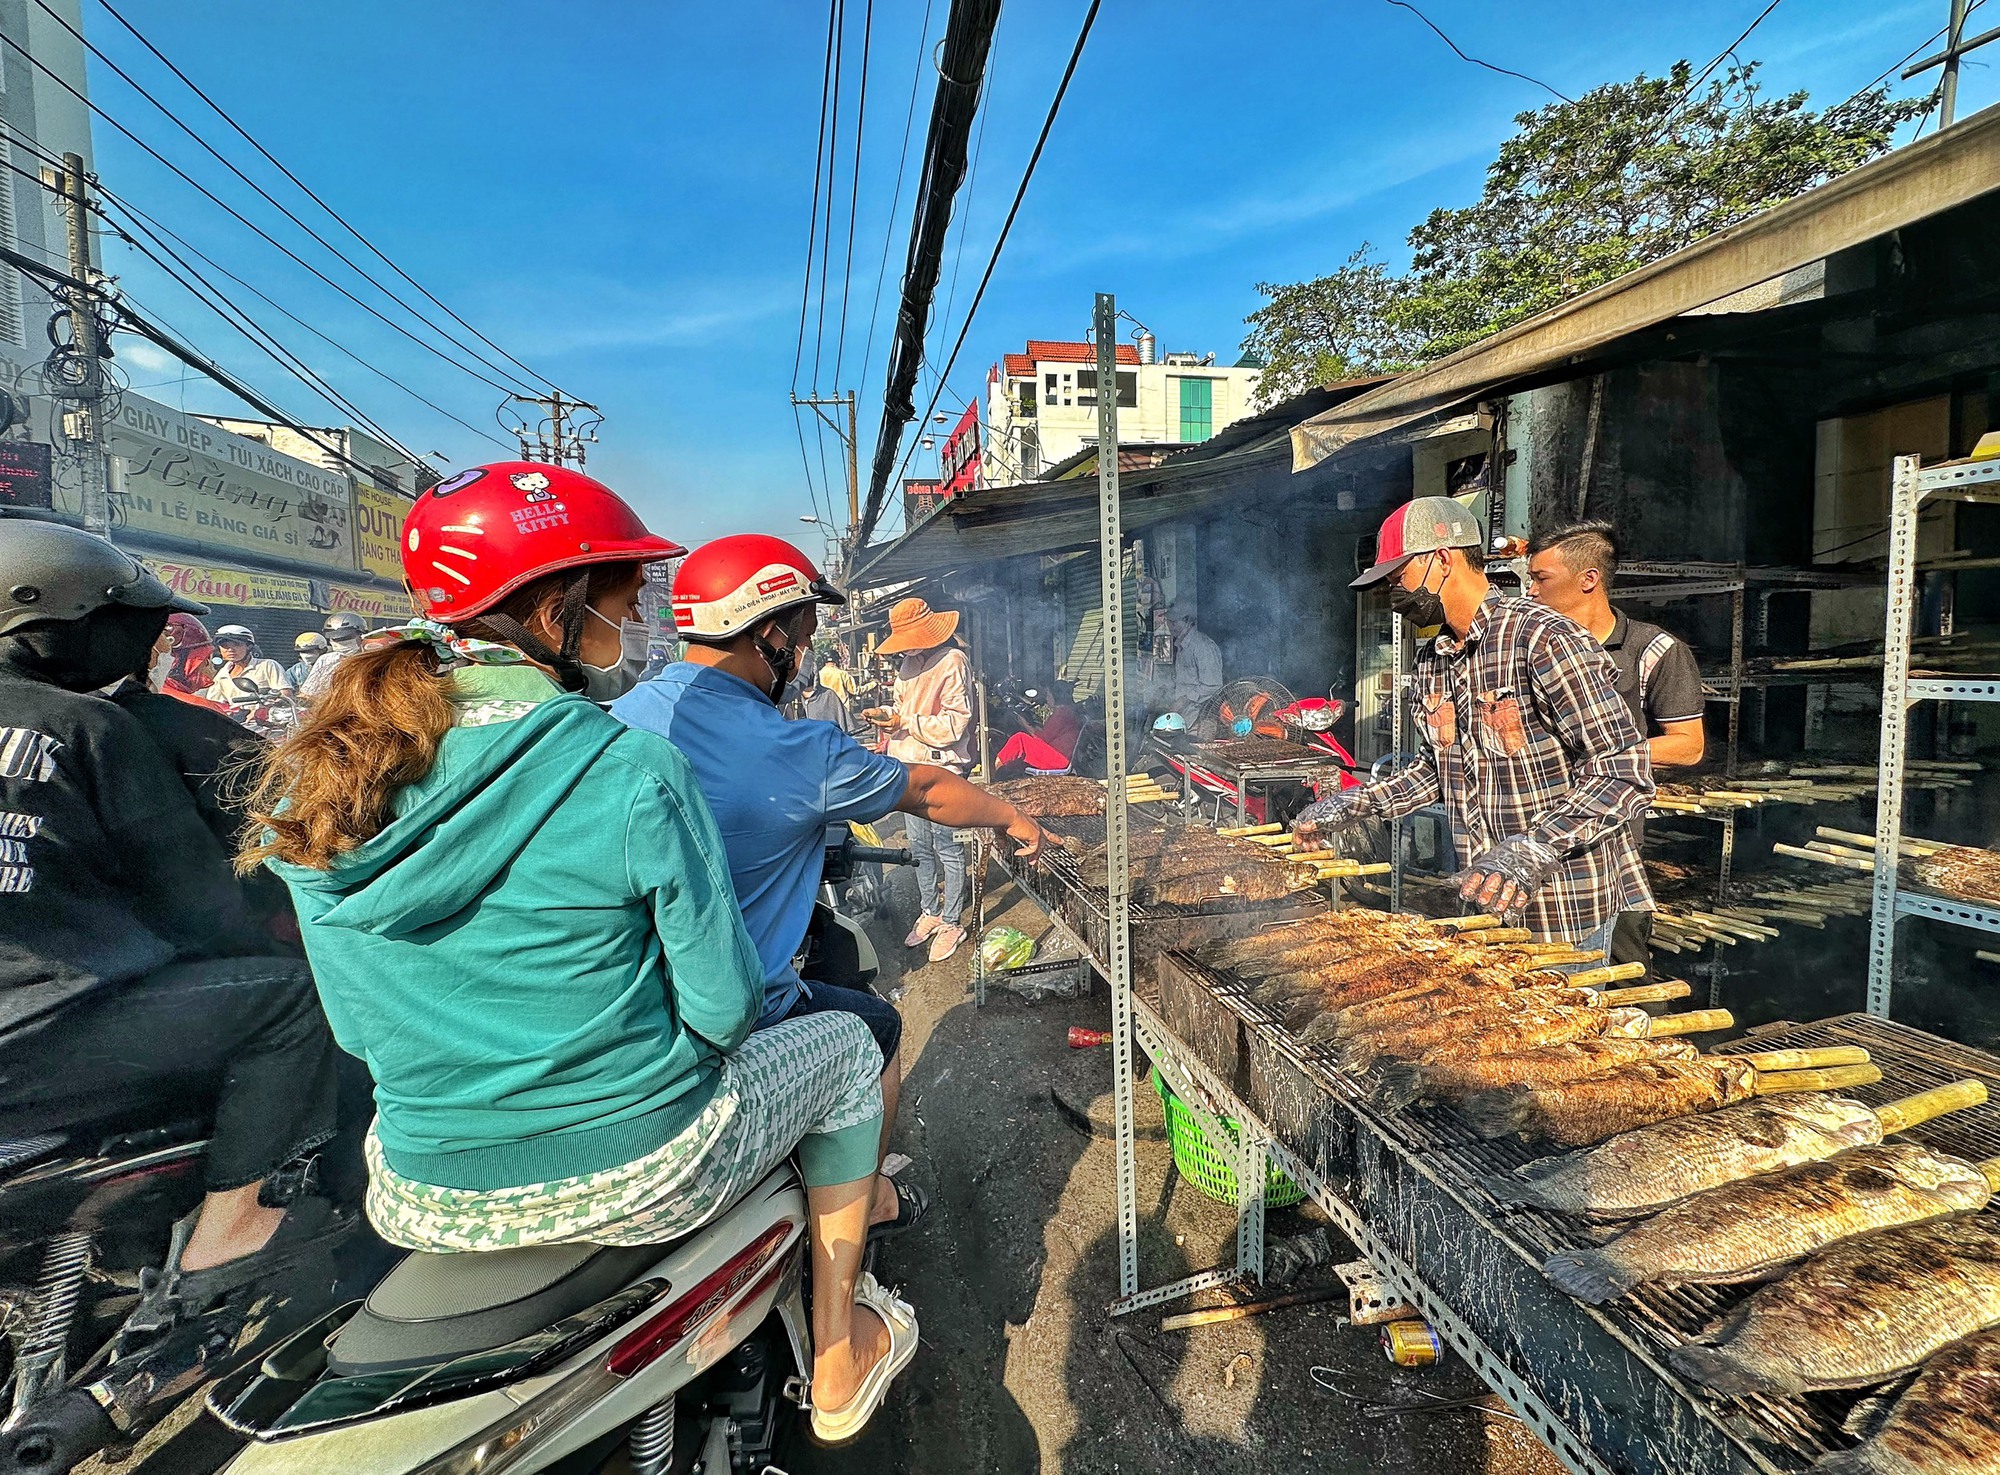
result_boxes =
[103,396,356,571]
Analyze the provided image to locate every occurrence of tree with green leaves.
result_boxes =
[1243,63,1931,405]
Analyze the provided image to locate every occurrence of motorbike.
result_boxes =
[191,827,915,1475]
[0,1090,374,1474]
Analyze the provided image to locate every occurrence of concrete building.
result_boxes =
[983,337,1261,482]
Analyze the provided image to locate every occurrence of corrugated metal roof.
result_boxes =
[1289,101,2000,471]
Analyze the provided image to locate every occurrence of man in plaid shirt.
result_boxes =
[1296,497,1654,945]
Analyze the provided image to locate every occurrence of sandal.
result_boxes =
[867,1177,930,1244]
[926,924,967,964]
[116,1196,354,1353]
[903,915,942,949]
[810,1272,919,1446]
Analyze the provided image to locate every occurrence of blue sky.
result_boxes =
[83,0,1992,553]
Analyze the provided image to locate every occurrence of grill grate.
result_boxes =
[1166,951,2000,1471]
[1189,738,1343,782]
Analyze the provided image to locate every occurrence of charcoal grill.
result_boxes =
[967,810,1325,1004]
[1150,947,2000,1475]
[1171,737,1347,823]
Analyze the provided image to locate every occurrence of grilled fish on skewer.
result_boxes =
[1543,1143,1999,1304]
[1486,1081,1990,1221]
[1465,1058,1762,1145]
[1376,1037,1701,1109]
[1814,1326,2000,1475]
[1669,1216,2000,1396]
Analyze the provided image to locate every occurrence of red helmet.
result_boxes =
[671,535,845,641]
[401,461,684,621]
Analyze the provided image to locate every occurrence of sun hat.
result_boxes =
[878,597,960,654]
[1351,496,1484,588]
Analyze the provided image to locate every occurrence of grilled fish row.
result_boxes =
[1543,1142,2000,1303]
[1488,1082,1987,1221]
[1816,1326,2000,1475]
[1670,1215,2000,1396]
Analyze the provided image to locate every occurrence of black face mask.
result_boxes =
[1388,554,1447,629]
[0,604,170,692]
[753,618,805,705]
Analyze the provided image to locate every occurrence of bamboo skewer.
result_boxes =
[1563,962,1648,988]
[1752,1063,1884,1095]
[1732,1046,1871,1072]
[1644,1009,1735,1037]
[1217,822,1283,838]
[1598,980,1692,1006]
[1874,1079,1989,1135]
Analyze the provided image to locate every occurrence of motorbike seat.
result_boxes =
[327,1240,672,1376]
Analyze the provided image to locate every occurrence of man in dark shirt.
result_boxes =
[1527,521,1706,969]
[0,522,343,1333]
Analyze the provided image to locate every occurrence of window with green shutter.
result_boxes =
[1178,377,1213,442]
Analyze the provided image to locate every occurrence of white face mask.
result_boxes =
[148,648,175,691]
[581,607,651,702]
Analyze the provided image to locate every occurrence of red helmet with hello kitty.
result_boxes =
[400,461,684,621]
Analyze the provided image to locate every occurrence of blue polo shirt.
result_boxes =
[612,663,910,1024]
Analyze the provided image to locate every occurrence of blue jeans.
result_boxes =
[905,813,967,925]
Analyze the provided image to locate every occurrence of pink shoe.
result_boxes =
[927,924,967,964]
[903,914,942,949]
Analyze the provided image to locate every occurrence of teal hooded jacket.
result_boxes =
[273,667,764,1192]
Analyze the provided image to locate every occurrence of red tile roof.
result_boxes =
[1001,340,1140,378]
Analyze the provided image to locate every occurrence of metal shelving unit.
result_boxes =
[1867,452,2000,1015]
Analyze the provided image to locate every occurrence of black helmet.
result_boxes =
[0,522,206,636]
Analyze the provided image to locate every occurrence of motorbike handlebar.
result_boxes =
[846,844,915,867]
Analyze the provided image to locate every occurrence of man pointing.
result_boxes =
[1294,497,1654,948]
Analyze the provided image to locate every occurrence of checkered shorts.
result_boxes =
[365,1013,883,1251]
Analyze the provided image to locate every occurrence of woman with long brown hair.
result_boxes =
[239,463,916,1442]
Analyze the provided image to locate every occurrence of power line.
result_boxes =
[792,0,840,393]
[0,26,527,397]
[867,0,1102,540]
[859,0,937,397]
[858,0,1005,542]
[96,191,511,451]
[28,0,546,397]
[84,0,566,397]
[1380,0,1571,104]
[813,0,847,390]
[833,0,873,387]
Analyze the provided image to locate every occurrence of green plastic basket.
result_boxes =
[1150,1070,1303,1208]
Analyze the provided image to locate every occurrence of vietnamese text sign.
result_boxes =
[104,396,356,571]
[353,482,410,580]
[148,558,317,612]
[321,581,413,623]
[0,441,52,508]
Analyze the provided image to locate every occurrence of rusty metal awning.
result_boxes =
[1290,101,2000,472]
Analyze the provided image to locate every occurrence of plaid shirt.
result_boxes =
[1367,591,1654,943]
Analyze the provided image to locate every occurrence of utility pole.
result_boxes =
[505,390,600,467]
[793,390,863,657]
[52,153,107,535]
[1903,0,1999,128]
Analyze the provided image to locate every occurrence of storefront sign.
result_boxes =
[320,582,411,623]
[0,441,52,509]
[353,482,411,580]
[104,396,356,571]
[939,402,980,499]
[147,558,317,612]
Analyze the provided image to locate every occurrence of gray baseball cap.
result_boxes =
[1351,496,1485,588]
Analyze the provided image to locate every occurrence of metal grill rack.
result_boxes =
[1869,453,2000,1015]
[1169,737,1349,825]
[1150,945,2000,1475]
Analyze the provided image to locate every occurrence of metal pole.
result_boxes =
[1869,455,1922,1017]
[1094,293,1139,1300]
[1944,0,1971,127]
[844,391,861,538]
[58,153,106,537]
[1388,609,1407,914]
